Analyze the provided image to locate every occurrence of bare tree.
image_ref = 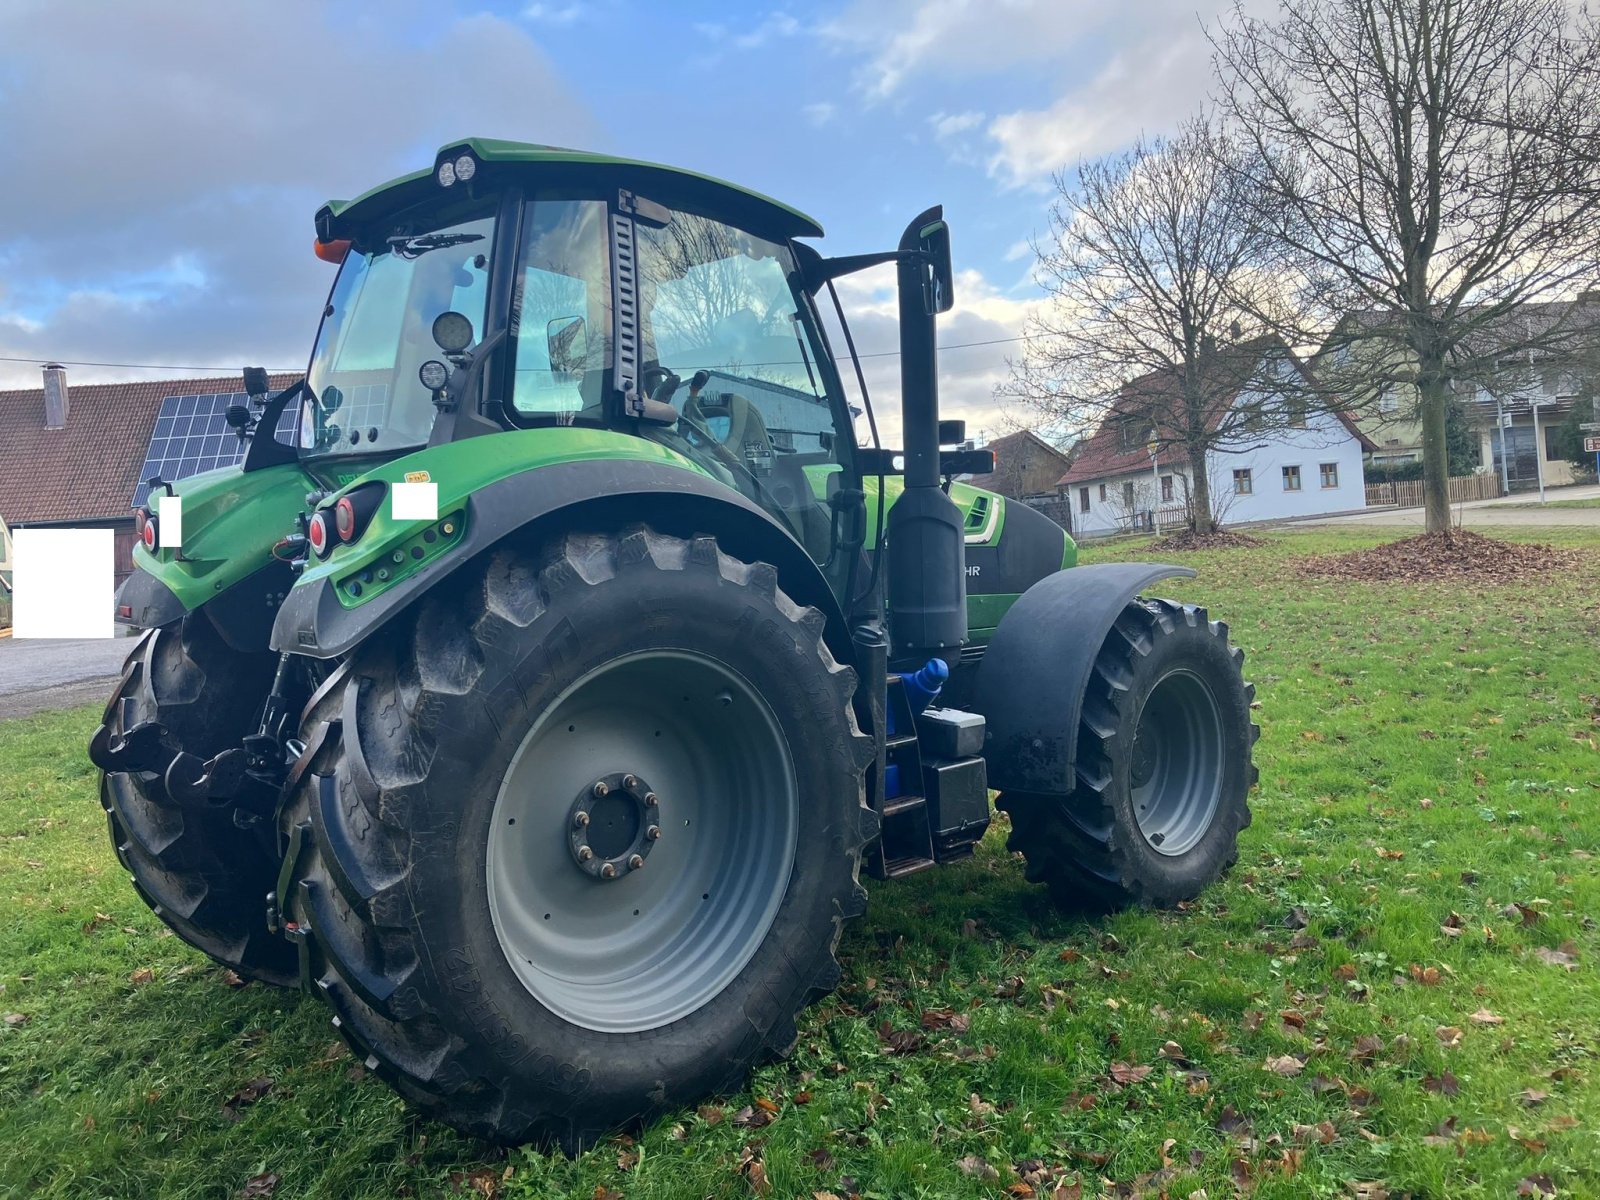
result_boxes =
[1004,117,1328,533]
[1215,0,1600,531]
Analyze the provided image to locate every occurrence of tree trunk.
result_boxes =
[1417,366,1452,533]
[1189,447,1215,533]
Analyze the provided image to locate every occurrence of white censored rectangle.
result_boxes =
[13,528,115,639]
[391,481,438,522]
[155,492,183,548]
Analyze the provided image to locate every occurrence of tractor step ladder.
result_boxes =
[869,677,937,879]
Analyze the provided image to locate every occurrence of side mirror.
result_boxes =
[919,219,954,315]
[546,315,588,377]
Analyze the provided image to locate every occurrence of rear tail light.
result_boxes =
[140,514,159,552]
[333,483,384,545]
[308,511,331,558]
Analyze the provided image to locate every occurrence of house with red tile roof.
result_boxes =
[0,366,298,584]
[1056,343,1375,536]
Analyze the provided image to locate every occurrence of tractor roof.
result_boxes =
[318,138,824,242]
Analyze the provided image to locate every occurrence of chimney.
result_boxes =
[42,363,69,429]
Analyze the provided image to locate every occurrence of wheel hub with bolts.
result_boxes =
[568,772,660,880]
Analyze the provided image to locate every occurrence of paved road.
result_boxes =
[1296,483,1600,528]
[0,633,135,721]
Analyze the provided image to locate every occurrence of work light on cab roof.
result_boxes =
[92,134,1259,1153]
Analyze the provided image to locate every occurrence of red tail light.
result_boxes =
[308,511,331,558]
[140,514,159,552]
[334,496,358,540]
[332,484,383,545]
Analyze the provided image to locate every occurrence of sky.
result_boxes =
[0,0,1242,442]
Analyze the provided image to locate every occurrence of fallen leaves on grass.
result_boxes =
[1423,1070,1460,1096]
[1109,1061,1153,1085]
[1293,530,1584,584]
[3,1013,29,1028]
[1517,1174,1557,1196]
[237,1174,279,1199]
[920,1008,971,1033]
[956,1155,1000,1182]
[1533,944,1580,970]
[1264,1054,1306,1076]
[1436,1025,1465,1047]
[221,1078,274,1121]
[1151,529,1266,551]
[128,967,155,986]
[1470,1008,1505,1026]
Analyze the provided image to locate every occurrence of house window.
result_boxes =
[1160,474,1173,501]
[1319,462,1339,488]
[1281,464,1301,491]
[1099,483,1107,502]
[1233,468,1253,495]
[1379,386,1399,415]
[1122,481,1136,507]
[1119,420,1153,452]
[1287,397,1308,427]
[1078,486,1090,513]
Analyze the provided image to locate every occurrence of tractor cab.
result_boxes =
[293,141,880,602]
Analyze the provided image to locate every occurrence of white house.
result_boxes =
[1057,349,1374,537]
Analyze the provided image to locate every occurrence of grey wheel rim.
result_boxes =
[1128,668,1223,857]
[486,650,799,1033]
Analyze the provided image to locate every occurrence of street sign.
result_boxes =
[1582,422,1600,431]
[1584,436,1600,453]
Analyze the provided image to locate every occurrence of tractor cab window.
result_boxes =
[634,210,849,562]
[508,199,612,421]
[302,199,495,457]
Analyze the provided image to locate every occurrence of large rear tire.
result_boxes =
[278,527,874,1148]
[92,616,296,985]
[997,598,1256,909]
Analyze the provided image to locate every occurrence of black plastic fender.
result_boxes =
[270,457,853,665]
[114,569,188,632]
[971,562,1197,795]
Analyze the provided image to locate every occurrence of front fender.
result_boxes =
[972,562,1196,795]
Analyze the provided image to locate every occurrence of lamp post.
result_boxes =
[1149,442,1161,536]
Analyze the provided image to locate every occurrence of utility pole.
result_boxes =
[1495,395,1511,496]
[1532,399,1547,504]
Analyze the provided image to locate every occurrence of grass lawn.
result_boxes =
[3,526,1599,1199]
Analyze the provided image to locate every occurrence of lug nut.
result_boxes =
[644,792,658,807]
[592,781,609,798]
[628,854,644,870]
[573,811,590,828]
[622,774,637,790]
[646,825,661,841]
[600,862,617,879]
[577,846,594,861]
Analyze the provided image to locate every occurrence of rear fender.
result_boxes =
[971,563,1196,795]
[270,457,853,668]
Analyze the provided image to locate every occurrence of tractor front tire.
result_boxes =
[278,528,874,1149]
[93,617,296,985]
[998,598,1256,909]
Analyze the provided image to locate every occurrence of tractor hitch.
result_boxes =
[88,717,254,809]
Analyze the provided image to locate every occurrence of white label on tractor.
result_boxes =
[392,481,439,522]
[156,493,182,548]
[12,528,115,639]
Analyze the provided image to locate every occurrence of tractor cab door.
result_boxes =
[626,206,862,599]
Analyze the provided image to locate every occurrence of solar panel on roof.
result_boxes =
[129,393,299,508]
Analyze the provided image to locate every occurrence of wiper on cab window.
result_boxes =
[388,232,485,259]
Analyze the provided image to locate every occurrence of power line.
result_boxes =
[0,355,300,372]
[1,333,1031,377]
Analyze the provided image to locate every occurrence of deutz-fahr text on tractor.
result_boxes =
[91,140,1257,1149]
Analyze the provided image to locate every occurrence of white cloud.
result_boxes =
[804,102,839,127]
[930,111,985,141]
[522,2,586,24]
[0,1,600,387]
[820,262,1041,446]
[824,0,1279,187]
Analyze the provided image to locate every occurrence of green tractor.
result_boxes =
[91,140,1256,1149]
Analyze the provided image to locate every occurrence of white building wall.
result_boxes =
[1066,404,1368,536]
[1206,408,1368,524]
